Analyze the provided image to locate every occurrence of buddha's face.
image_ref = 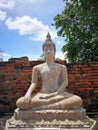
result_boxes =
[43,44,55,60]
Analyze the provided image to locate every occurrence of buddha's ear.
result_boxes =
[53,54,55,60]
[53,49,56,59]
[43,51,45,55]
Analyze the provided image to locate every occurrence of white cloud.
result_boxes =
[23,52,65,61]
[26,51,65,61]
[14,54,41,61]
[25,54,40,60]
[1,51,65,61]
[56,51,65,60]
[5,16,57,41]
[56,40,62,45]
[56,39,66,46]
[0,0,16,9]
[17,0,45,5]
[2,52,11,61]
[1,52,40,61]
[0,10,7,21]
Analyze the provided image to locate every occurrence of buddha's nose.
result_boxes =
[47,50,50,53]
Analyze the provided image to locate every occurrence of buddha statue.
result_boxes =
[16,33,83,110]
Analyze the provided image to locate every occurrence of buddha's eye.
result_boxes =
[44,45,54,52]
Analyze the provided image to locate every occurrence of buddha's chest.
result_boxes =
[39,65,61,81]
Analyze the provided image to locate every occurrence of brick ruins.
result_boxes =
[0,57,98,115]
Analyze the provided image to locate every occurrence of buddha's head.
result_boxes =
[43,33,56,61]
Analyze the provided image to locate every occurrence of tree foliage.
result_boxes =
[53,0,98,63]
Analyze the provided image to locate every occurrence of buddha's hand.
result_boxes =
[24,94,31,104]
[45,92,58,99]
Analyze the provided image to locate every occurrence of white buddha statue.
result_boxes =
[16,33,82,110]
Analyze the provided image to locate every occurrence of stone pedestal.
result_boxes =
[5,108,97,130]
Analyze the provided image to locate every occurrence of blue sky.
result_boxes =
[0,0,66,61]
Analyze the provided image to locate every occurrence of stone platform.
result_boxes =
[5,108,97,130]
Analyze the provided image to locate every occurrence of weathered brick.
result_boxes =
[0,58,98,113]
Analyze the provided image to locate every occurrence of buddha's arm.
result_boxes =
[57,65,68,93]
[25,66,38,97]
[25,83,37,97]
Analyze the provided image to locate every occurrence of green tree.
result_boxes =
[53,0,98,63]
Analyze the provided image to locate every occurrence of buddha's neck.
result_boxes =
[45,58,55,64]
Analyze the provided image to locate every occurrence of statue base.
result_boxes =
[5,108,97,130]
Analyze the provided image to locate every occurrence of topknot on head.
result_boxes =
[43,32,56,51]
[46,32,51,41]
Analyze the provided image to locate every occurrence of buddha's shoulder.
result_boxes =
[33,63,67,70]
[33,63,45,70]
[56,63,67,69]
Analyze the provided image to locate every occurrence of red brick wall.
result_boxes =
[0,57,98,114]
[67,62,98,111]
